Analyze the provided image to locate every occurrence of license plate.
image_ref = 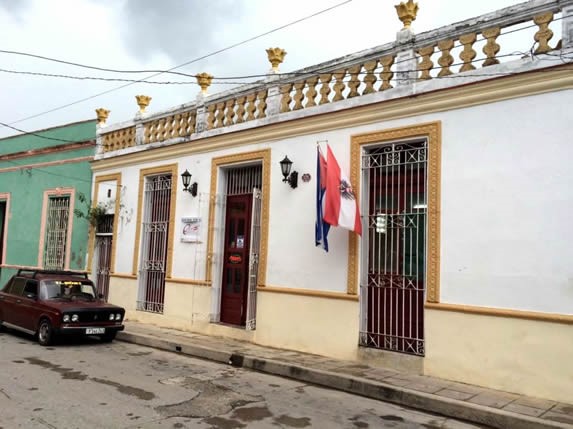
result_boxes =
[86,328,105,335]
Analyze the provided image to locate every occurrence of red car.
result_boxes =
[0,269,125,346]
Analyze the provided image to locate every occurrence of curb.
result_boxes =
[117,331,570,429]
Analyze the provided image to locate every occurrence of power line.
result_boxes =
[6,0,353,126]
[1,51,570,89]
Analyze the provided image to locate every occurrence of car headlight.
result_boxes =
[63,314,70,323]
[115,314,122,321]
[109,314,115,321]
[71,314,79,322]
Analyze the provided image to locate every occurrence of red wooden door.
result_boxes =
[220,195,252,326]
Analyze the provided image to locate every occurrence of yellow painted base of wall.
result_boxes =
[425,308,573,403]
[255,289,360,360]
[107,278,359,360]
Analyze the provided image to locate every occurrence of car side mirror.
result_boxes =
[26,293,37,300]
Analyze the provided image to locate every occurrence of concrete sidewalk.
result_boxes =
[117,321,573,429]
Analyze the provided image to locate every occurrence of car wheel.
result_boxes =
[37,319,54,346]
[100,331,117,343]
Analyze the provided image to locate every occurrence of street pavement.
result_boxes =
[0,329,486,429]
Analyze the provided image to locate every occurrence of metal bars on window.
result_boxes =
[43,196,70,270]
[226,165,262,196]
[360,141,428,356]
[137,174,172,314]
[94,214,114,301]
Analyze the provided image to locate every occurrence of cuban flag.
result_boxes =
[315,145,330,251]
[323,145,362,236]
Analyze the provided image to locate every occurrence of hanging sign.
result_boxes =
[181,217,201,242]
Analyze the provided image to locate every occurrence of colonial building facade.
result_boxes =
[0,120,96,286]
[90,0,573,403]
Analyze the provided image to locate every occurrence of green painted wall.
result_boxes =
[0,120,96,286]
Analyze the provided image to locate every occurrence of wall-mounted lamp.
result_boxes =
[279,156,298,189]
[181,169,198,197]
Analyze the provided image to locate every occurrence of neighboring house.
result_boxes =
[0,120,96,286]
[90,0,573,403]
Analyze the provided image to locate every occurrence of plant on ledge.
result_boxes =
[74,192,111,230]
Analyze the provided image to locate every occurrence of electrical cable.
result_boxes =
[5,0,353,125]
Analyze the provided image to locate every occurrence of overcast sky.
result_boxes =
[0,0,526,138]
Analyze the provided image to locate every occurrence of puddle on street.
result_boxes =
[24,357,155,400]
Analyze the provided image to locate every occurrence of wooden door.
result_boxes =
[220,194,252,326]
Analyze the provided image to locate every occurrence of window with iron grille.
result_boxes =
[137,174,171,314]
[43,196,71,270]
[360,141,428,356]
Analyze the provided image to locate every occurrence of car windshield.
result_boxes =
[41,280,97,301]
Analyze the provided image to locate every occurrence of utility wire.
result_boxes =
[1,51,571,88]
[6,0,353,125]
[1,12,569,84]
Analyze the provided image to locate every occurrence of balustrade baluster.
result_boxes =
[256,90,267,119]
[225,99,236,126]
[305,77,318,107]
[215,102,225,128]
[362,61,378,95]
[347,65,362,98]
[319,74,332,105]
[280,84,293,113]
[482,27,501,66]
[459,33,477,72]
[379,55,395,90]
[293,81,305,110]
[236,97,246,123]
[246,93,257,120]
[418,45,435,80]
[534,12,554,54]
[332,70,346,101]
[437,39,454,77]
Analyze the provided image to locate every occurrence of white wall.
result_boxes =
[97,89,573,314]
[438,90,573,314]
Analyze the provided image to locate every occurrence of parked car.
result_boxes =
[0,269,125,346]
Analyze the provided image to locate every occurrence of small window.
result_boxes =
[8,278,26,296]
[23,280,38,297]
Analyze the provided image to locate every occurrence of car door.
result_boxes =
[0,277,25,327]
[15,280,40,332]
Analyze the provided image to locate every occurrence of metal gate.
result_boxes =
[44,196,70,270]
[246,188,262,330]
[94,215,114,300]
[137,174,172,313]
[360,141,427,356]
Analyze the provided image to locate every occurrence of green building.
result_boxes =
[0,120,96,286]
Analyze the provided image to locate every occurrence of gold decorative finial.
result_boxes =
[395,0,419,29]
[135,95,152,113]
[196,72,213,95]
[266,47,287,72]
[95,108,110,125]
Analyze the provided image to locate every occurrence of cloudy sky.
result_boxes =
[0,0,525,138]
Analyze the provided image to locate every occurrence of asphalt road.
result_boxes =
[0,329,487,429]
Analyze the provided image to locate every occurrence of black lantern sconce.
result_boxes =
[279,156,298,189]
[181,169,198,197]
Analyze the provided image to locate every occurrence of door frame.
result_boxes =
[207,150,270,324]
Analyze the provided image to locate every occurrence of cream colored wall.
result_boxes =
[107,277,137,311]
[425,309,573,403]
[255,291,360,360]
